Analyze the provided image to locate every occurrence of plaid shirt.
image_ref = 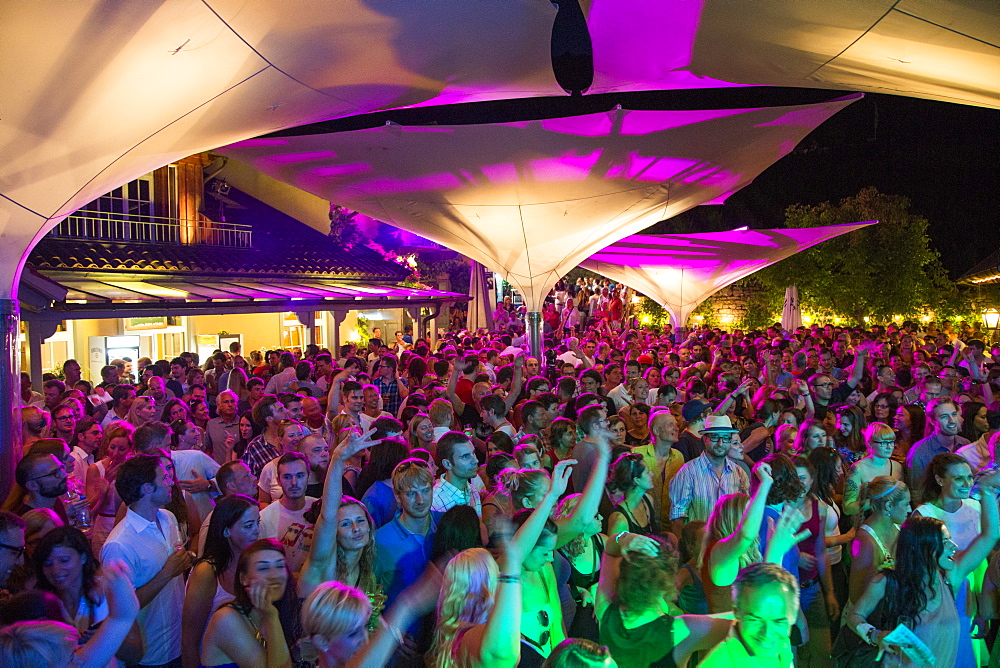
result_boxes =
[373,376,407,416]
[241,433,281,478]
[431,476,482,517]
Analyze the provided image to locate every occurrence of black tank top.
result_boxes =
[599,603,676,668]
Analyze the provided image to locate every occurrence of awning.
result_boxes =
[20,273,464,321]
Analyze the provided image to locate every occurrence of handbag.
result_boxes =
[831,577,892,667]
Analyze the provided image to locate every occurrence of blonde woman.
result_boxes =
[842,422,904,516]
[301,579,432,668]
[85,423,134,552]
[125,395,157,429]
[428,460,573,668]
[700,461,807,613]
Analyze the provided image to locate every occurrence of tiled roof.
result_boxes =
[29,180,412,281]
[28,237,410,280]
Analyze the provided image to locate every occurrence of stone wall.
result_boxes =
[692,282,776,327]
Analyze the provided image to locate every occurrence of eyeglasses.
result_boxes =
[28,468,65,482]
[0,542,25,557]
[54,415,75,421]
[870,439,896,447]
[706,435,733,445]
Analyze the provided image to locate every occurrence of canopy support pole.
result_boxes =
[527,311,543,368]
[0,299,21,495]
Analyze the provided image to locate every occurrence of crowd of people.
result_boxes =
[4,282,1000,667]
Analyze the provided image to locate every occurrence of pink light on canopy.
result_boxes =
[222,96,860,310]
[581,222,876,328]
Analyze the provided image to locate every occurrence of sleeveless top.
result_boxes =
[600,603,677,668]
[883,572,960,668]
[612,495,658,535]
[211,577,235,613]
[859,524,896,570]
[824,497,844,565]
[797,497,822,582]
[560,534,604,593]
[677,563,708,614]
[701,540,736,613]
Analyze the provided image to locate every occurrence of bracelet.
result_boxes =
[498,574,521,584]
[856,622,877,646]
[614,531,628,546]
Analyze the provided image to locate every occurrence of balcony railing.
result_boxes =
[52,211,252,248]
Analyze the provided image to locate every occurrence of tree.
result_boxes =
[754,187,956,323]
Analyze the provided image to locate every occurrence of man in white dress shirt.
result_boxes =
[102,454,193,667]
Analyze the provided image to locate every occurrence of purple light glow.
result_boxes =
[582,222,876,326]
[222,99,860,310]
[268,151,338,164]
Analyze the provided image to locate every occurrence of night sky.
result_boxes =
[658,93,1000,280]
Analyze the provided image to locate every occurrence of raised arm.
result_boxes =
[298,427,375,598]
[503,355,525,415]
[595,532,659,622]
[446,360,469,416]
[707,463,773,586]
[846,348,867,389]
[712,379,752,416]
[797,379,816,421]
[555,430,611,547]
[324,368,351,420]
[952,474,1000,587]
[74,561,140,668]
[473,463,573,666]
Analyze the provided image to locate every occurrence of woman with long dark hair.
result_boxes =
[847,471,999,666]
[182,494,260,668]
[869,392,899,425]
[959,401,989,445]
[914,452,990,664]
[606,453,658,537]
[832,405,867,466]
[34,526,143,664]
[893,404,925,463]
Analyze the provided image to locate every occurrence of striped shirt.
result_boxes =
[668,452,749,521]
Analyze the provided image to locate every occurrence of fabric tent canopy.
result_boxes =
[2,0,997,294]
[221,98,860,310]
[581,222,875,328]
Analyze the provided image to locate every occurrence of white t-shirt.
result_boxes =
[170,449,221,521]
[259,498,316,573]
[258,458,283,500]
